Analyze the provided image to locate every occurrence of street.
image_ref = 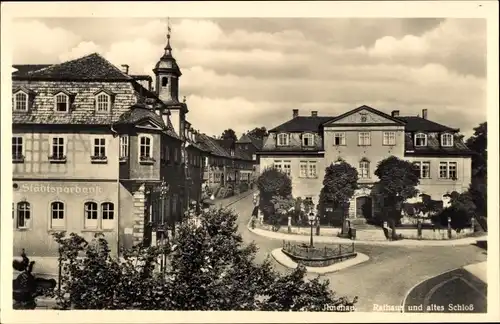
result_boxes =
[227,193,488,312]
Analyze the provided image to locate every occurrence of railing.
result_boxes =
[282,241,355,260]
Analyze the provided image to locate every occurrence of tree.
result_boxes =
[466,122,487,177]
[49,207,357,310]
[466,122,487,217]
[431,191,476,232]
[256,167,293,222]
[247,127,268,140]
[374,156,420,236]
[269,194,295,231]
[221,128,238,142]
[318,160,359,231]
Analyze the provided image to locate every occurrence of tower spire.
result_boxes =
[164,17,172,56]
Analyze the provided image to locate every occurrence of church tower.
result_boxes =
[153,19,187,138]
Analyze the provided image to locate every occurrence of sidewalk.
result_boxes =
[212,189,256,208]
[249,226,488,247]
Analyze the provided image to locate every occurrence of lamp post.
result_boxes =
[308,212,315,247]
[157,178,169,275]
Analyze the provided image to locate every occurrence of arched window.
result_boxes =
[101,202,114,229]
[16,201,31,229]
[54,93,69,112]
[14,92,29,111]
[441,133,453,147]
[277,133,290,146]
[50,201,65,229]
[415,133,427,147]
[302,133,315,147]
[96,93,110,112]
[359,159,370,179]
[162,77,168,87]
[84,201,99,229]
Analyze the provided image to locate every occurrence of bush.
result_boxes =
[48,207,357,311]
[257,167,292,221]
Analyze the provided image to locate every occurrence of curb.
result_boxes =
[248,226,488,247]
[271,248,370,274]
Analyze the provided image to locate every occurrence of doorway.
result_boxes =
[356,196,373,219]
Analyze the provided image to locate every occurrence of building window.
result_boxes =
[50,201,65,229]
[16,202,31,229]
[302,133,314,147]
[415,133,427,147]
[14,92,28,111]
[139,135,154,163]
[358,132,371,146]
[12,136,24,162]
[101,202,114,229]
[92,138,107,161]
[299,161,317,178]
[359,160,370,179]
[413,161,431,179]
[277,133,290,146]
[162,77,168,87]
[441,133,454,147]
[273,160,291,177]
[119,135,129,161]
[334,132,346,146]
[84,202,99,229]
[96,93,110,112]
[54,93,69,112]
[49,137,66,162]
[383,132,396,145]
[439,162,458,179]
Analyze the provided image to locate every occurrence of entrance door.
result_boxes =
[356,196,372,219]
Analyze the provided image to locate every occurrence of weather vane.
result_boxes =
[167,17,171,38]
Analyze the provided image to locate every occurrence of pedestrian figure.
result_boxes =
[251,205,258,229]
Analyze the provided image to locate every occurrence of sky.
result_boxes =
[11,17,486,138]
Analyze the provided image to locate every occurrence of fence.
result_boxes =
[282,241,355,260]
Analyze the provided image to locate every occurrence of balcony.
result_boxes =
[90,155,108,164]
[48,154,67,164]
[139,155,156,165]
[12,153,25,163]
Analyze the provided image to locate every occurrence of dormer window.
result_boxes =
[94,89,115,113]
[414,133,427,147]
[277,133,290,146]
[441,133,453,147]
[55,93,69,112]
[302,133,314,147]
[13,91,28,111]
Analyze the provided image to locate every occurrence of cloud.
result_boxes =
[12,19,81,63]
[10,18,486,137]
[59,41,103,62]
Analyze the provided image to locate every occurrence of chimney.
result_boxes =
[120,64,129,75]
[422,109,428,120]
[311,111,318,117]
[293,109,299,118]
[391,110,400,117]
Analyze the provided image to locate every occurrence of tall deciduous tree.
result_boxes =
[257,167,293,221]
[318,160,359,230]
[221,129,238,142]
[247,127,268,140]
[374,156,420,236]
[466,122,487,217]
[50,207,357,311]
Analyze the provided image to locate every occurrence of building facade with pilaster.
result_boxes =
[258,105,474,222]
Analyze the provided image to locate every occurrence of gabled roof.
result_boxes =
[197,134,232,158]
[323,105,406,126]
[113,102,181,140]
[269,116,334,132]
[404,133,474,156]
[397,116,458,133]
[237,133,264,149]
[13,53,132,81]
[12,64,52,76]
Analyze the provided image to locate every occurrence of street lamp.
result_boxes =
[157,178,169,274]
[308,212,316,247]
